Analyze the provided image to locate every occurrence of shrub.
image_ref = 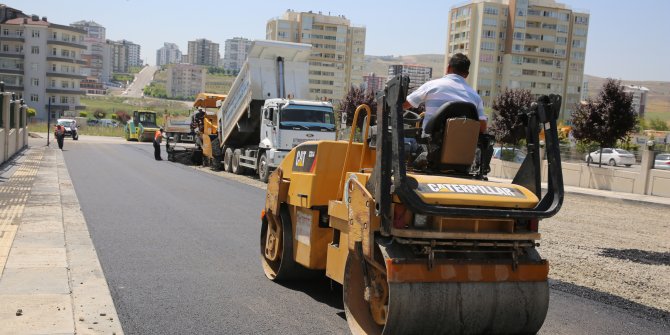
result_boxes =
[94,109,106,119]
[79,111,88,118]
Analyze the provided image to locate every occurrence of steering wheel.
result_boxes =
[402,110,422,123]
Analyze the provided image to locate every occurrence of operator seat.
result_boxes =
[423,101,480,173]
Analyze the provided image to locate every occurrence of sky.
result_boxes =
[10,0,670,81]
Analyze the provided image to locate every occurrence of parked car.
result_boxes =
[585,148,635,167]
[492,147,526,163]
[98,119,118,127]
[56,118,78,140]
[654,153,670,170]
[87,119,99,126]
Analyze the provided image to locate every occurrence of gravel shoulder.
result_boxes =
[542,193,669,324]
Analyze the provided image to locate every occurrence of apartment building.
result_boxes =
[446,0,589,120]
[222,37,251,73]
[362,72,385,94]
[623,85,649,118]
[156,42,182,66]
[166,63,205,98]
[0,13,87,120]
[187,38,219,67]
[70,20,107,82]
[107,39,142,74]
[388,64,433,91]
[266,10,366,102]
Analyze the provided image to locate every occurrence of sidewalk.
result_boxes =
[0,145,123,335]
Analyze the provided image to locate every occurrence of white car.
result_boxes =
[492,147,526,163]
[585,148,635,167]
[56,119,79,140]
[654,153,670,170]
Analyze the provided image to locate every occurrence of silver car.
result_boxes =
[585,148,635,167]
[654,153,670,170]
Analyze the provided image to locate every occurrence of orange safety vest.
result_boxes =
[55,125,64,136]
[154,130,162,143]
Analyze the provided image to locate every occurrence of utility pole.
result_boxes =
[47,100,51,147]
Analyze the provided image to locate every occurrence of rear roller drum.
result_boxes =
[343,245,549,335]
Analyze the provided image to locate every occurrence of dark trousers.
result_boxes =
[153,140,162,160]
[56,134,64,150]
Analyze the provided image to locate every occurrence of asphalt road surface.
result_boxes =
[59,136,668,335]
[123,66,158,98]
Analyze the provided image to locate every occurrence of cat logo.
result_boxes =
[419,183,525,198]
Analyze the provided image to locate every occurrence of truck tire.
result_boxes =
[232,149,245,175]
[223,147,233,172]
[211,138,223,171]
[258,153,270,183]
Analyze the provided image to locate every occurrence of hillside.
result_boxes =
[585,75,670,122]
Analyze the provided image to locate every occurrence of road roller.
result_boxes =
[260,75,564,334]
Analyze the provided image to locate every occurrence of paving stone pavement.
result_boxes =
[0,146,123,335]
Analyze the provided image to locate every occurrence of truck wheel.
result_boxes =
[232,149,245,175]
[223,147,233,172]
[258,153,270,183]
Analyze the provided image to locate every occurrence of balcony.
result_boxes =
[0,35,24,42]
[0,51,24,59]
[47,38,87,50]
[46,71,86,80]
[46,87,86,95]
[46,56,87,65]
[44,102,86,110]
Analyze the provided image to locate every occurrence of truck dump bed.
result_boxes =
[218,40,312,147]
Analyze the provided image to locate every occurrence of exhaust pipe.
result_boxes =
[276,56,285,99]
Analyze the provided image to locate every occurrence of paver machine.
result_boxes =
[260,75,565,334]
[125,110,159,142]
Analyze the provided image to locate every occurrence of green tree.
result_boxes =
[94,109,106,119]
[648,117,669,131]
[572,78,637,167]
[489,88,533,147]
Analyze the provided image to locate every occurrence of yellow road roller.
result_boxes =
[261,75,564,334]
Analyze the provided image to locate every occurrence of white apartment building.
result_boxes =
[266,10,366,103]
[623,85,649,119]
[223,37,251,73]
[70,20,106,81]
[388,64,433,92]
[0,14,87,120]
[156,42,182,66]
[166,63,205,98]
[187,38,219,67]
[107,39,142,74]
[446,0,589,120]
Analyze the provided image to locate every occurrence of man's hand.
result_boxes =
[479,120,488,134]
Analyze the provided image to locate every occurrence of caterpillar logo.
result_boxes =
[419,183,524,198]
[293,144,318,172]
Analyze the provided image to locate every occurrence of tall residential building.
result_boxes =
[166,64,205,98]
[0,13,87,120]
[223,37,252,73]
[187,38,219,67]
[266,10,366,102]
[156,42,182,66]
[107,39,142,73]
[388,64,433,91]
[623,85,649,119]
[70,20,107,82]
[362,73,385,94]
[446,0,589,120]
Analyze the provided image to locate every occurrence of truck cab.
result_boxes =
[260,99,336,168]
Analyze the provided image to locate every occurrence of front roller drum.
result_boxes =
[260,207,318,281]
[343,251,549,335]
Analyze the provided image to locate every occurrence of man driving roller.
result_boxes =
[404,53,487,134]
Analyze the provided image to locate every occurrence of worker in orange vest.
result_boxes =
[153,127,164,160]
[54,125,65,150]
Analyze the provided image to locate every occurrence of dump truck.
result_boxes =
[215,40,336,182]
[125,110,158,142]
[261,76,565,334]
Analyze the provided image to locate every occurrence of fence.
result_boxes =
[0,91,29,165]
[489,145,670,198]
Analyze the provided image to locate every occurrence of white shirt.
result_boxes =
[406,74,486,132]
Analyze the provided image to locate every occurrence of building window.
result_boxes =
[2,45,7,52]
[31,78,39,86]
[574,28,588,36]
[484,6,499,15]
[31,46,40,54]
[60,96,69,104]
[30,94,39,102]
[50,96,56,103]
[483,18,497,26]
[575,16,589,25]
[32,30,40,38]
[481,41,495,51]
[557,25,568,33]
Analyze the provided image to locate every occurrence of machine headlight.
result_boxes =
[414,214,429,228]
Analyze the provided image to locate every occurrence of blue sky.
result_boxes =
[12,0,670,81]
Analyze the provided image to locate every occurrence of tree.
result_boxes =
[489,88,533,147]
[338,86,377,128]
[115,110,131,124]
[572,78,637,167]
